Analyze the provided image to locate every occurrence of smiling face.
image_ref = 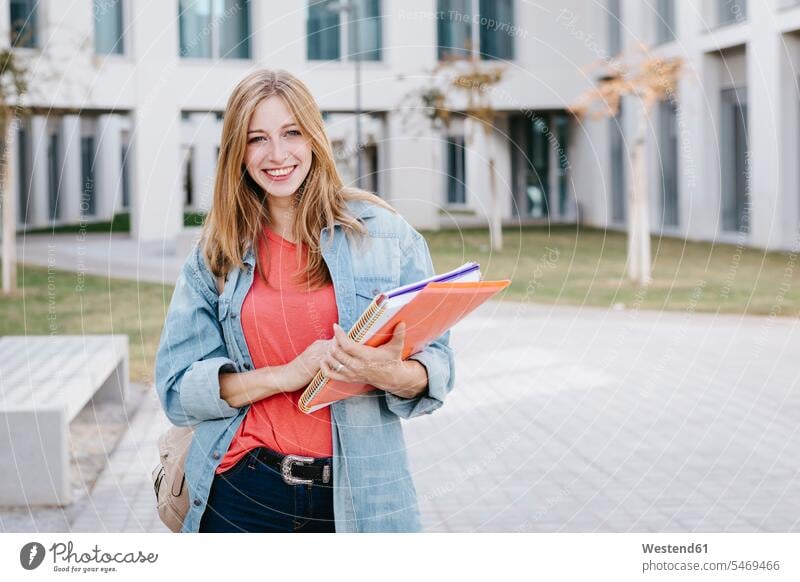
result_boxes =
[243,95,313,207]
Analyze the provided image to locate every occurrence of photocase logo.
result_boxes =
[19,542,46,570]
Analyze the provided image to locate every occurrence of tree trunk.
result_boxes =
[2,119,17,294]
[486,128,502,252]
[627,102,652,285]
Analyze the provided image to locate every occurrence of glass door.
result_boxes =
[510,113,550,219]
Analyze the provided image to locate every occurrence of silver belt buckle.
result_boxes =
[280,454,315,485]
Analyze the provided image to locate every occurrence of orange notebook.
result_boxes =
[298,267,510,413]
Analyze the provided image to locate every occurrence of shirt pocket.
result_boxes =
[353,278,394,314]
[350,234,401,287]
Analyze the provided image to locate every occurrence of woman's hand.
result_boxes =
[283,338,336,392]
[320,322,429,399]
[222,339,335,407]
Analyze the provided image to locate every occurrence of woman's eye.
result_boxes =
[285,130,301,137]
[249,136,267,144]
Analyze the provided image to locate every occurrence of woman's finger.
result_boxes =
[333,323,368,357]
[332,347,357,369]
[325,353,341,372]
[320,358,346,382]
[329,352,358,379]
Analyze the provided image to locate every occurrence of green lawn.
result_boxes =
[0,263,172,385]
[1,226,796,384]
[424,225,799,317]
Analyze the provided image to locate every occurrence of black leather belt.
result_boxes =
[250,447,332,485]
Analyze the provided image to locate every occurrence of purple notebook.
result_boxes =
[380,262,481,303]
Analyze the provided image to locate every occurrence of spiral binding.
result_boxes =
[299,299,387,412]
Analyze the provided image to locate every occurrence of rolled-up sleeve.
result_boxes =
[383,232,456,419]
[154,248,241,426]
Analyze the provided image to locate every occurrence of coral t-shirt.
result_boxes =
[215,225,336,474]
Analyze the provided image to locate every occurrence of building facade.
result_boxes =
[573,0,800,252]
[3,0,799,252]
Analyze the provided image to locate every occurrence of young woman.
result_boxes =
[154,69,456,533]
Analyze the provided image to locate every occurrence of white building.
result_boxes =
[3,0,799,252]
[573,0,800,252]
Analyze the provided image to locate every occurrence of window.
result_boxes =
[219,0,251,58]
[10,0,38,48]
[554,113,570,217]
[718,0,746,25]
[720,87,749,233]
[183,146,194,207]
[81,136,96,217]
[479,0,514,60]
[607,0,622,56]
[17,126,29,224]
[438,0,515,61]
[658,100,679,228]
[610,105,626,224]
[48,132,60,221]
[307,0,381,61]
[179,0,251,59]
[655,0,675,44]
[350,0,381,61]
[528,116,551,218]
[362,143,379,194]
[510,114,550,219]
[121,140,131,209]
[308,0,340,60]
[94,0,124,55]
[446,135,466,205]
[179,1,213,58]
[437,0,471,60]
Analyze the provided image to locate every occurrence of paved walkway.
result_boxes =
[70,386,171,533]
[10,232,800,531]
[16,231,188,284]
[66,300,799,533]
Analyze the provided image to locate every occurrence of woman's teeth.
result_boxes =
[265,166,295,177]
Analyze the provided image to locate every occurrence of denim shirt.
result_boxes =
[154,199,456,533]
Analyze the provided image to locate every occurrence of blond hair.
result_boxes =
[201,68,394,289]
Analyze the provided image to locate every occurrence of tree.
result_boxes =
[571,45,683,285]
[0,48,28,295]
[406,56,507,251]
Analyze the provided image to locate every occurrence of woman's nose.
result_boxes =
[267,141,287,164]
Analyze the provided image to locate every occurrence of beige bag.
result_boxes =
[152,273,226,532]
[152,425,194,532]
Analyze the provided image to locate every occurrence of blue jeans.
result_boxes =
[198,447,335,533]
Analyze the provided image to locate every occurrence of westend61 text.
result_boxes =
[642,543,708,554]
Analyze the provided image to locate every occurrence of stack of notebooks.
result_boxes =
[298,262,510,413]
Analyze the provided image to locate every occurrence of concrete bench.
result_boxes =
[0,335,129,507]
